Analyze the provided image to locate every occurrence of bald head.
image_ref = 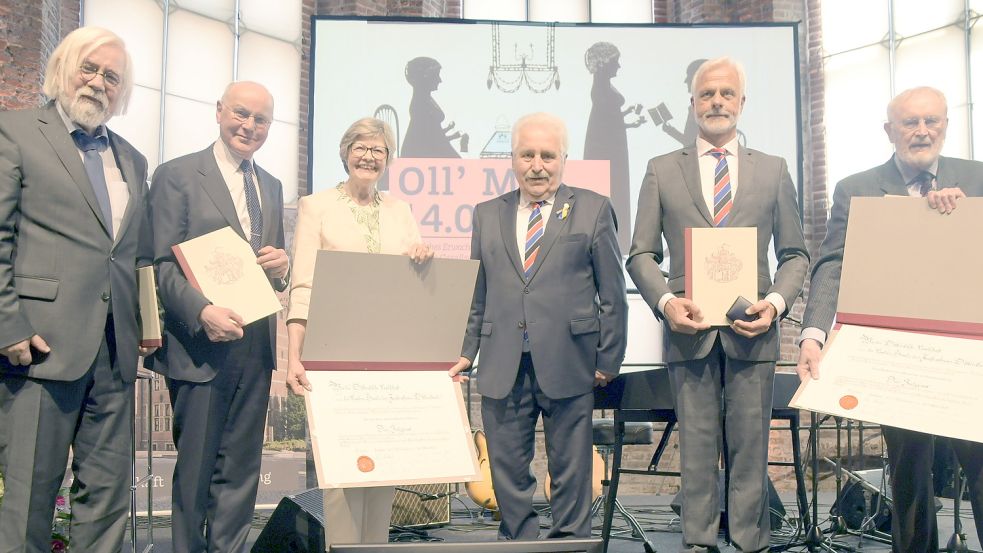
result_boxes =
[216,81,274,160]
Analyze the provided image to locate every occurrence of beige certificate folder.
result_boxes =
[171,226,282,325]
[838,197,983,335]
[137,266,162,347]
[301,251,479,369]
[685,227,757,326]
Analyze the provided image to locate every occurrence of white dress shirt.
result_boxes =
[515,191,556,266]
[212,140,262,240]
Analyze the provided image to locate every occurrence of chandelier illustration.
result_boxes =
[486,23,560,93]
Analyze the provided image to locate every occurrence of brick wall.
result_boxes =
[0,0,78,110]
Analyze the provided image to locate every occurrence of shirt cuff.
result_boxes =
[797,327,827,348]
[764,292,786,319]
[656,293,676,317]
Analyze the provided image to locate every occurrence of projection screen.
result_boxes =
[309,17,802,262]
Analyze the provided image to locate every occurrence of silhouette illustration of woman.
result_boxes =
[402,57,468,158]
[583,42,645,250]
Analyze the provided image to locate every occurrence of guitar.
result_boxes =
[465,429,498,511]
[465,429,606,509]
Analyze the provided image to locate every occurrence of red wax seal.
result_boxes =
[356,456,375,473]
[839,395,859,410]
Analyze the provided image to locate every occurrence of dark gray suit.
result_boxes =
[462,184,627,539]
[627,145,808,551]
[802,155,983,553]
[149,146,286,553]
[0,101,151,552]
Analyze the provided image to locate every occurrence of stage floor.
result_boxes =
[128,492,980,552]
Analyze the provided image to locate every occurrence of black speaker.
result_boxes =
[830,469,892,533]
[252,488,326,553]
[670,469,786,530]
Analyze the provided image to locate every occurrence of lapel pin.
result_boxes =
[557,202,570,220]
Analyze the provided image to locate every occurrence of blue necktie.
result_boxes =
[240,160,264,253]
[71,129,113,236]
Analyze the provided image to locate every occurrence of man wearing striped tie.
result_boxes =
[627,57,808,553]
[450,112,628,540]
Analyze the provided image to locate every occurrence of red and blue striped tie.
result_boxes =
[709,148,732,227]
[523,201,544,278]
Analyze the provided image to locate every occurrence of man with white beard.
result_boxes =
[0,27,153,553]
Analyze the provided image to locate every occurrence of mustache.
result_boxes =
[75,85,108,109]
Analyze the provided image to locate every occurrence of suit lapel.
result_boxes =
[935,156,960,190]
[526,184,574,282]
[255,163,278,247]
[730,146,755,221]
[678,147,713,225]
[878,157,909,196]
[198,147,248,241]
[498,191,525,280]
[36,103,112,238]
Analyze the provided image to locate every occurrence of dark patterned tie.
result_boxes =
[709,148,732,226]
[914,171,936,197]
[71,128,113,236]
[240,160,264,253]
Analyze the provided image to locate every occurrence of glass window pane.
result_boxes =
[822,1,888,56]
[240,0,302,42]
[107,86,161,173]
[824,46,893,199]
[161,94,217,163]
[165,9,234,103]
[463,0,526,21]
[942,105,971,161]
[895,27,966,107]
[893,0,963,37]
[254,122,299,205]
[590,0,653,23]
[237,32,300,125]
[529,0,588,22]
[172,0,235,22]
[84,0,163,89]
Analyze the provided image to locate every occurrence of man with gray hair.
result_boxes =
[149,80,289,553]
[0,26,153,552]
[627,57,808,552]
[449,112,627,540]
[798,86,983,553]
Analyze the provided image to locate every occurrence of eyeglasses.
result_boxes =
[350,144,389,160]
[898,116,944,132]
[221,103,272,129]
[79,62,121,88]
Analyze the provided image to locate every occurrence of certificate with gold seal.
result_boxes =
[685,227,758,326]
[171,226,282,325]
[791,324,983,443]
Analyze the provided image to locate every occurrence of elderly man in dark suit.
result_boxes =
[449,112,628,540]
[798,86,983,553]
[0,27,153,553]
[627,57,809,553]
[149,81,289,553]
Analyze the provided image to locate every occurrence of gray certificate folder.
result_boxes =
[301,251,479,370]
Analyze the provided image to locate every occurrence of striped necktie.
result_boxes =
[523,201,544,278]
[709,148,732,226]
[240,160,264,253]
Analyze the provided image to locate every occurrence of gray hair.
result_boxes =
[339,117,397,172]
[887,86,948,122]
[42,26,134,115]
[690,56,747,98]
[511,112,569,157]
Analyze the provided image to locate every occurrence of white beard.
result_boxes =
[60,86,111,130]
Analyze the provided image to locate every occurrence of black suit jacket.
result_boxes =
[149,145,287,383]
[0,101,151,382]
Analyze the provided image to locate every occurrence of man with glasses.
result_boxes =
[798,86,983,553]
[149,81,289,553]
[0,27,153,552]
